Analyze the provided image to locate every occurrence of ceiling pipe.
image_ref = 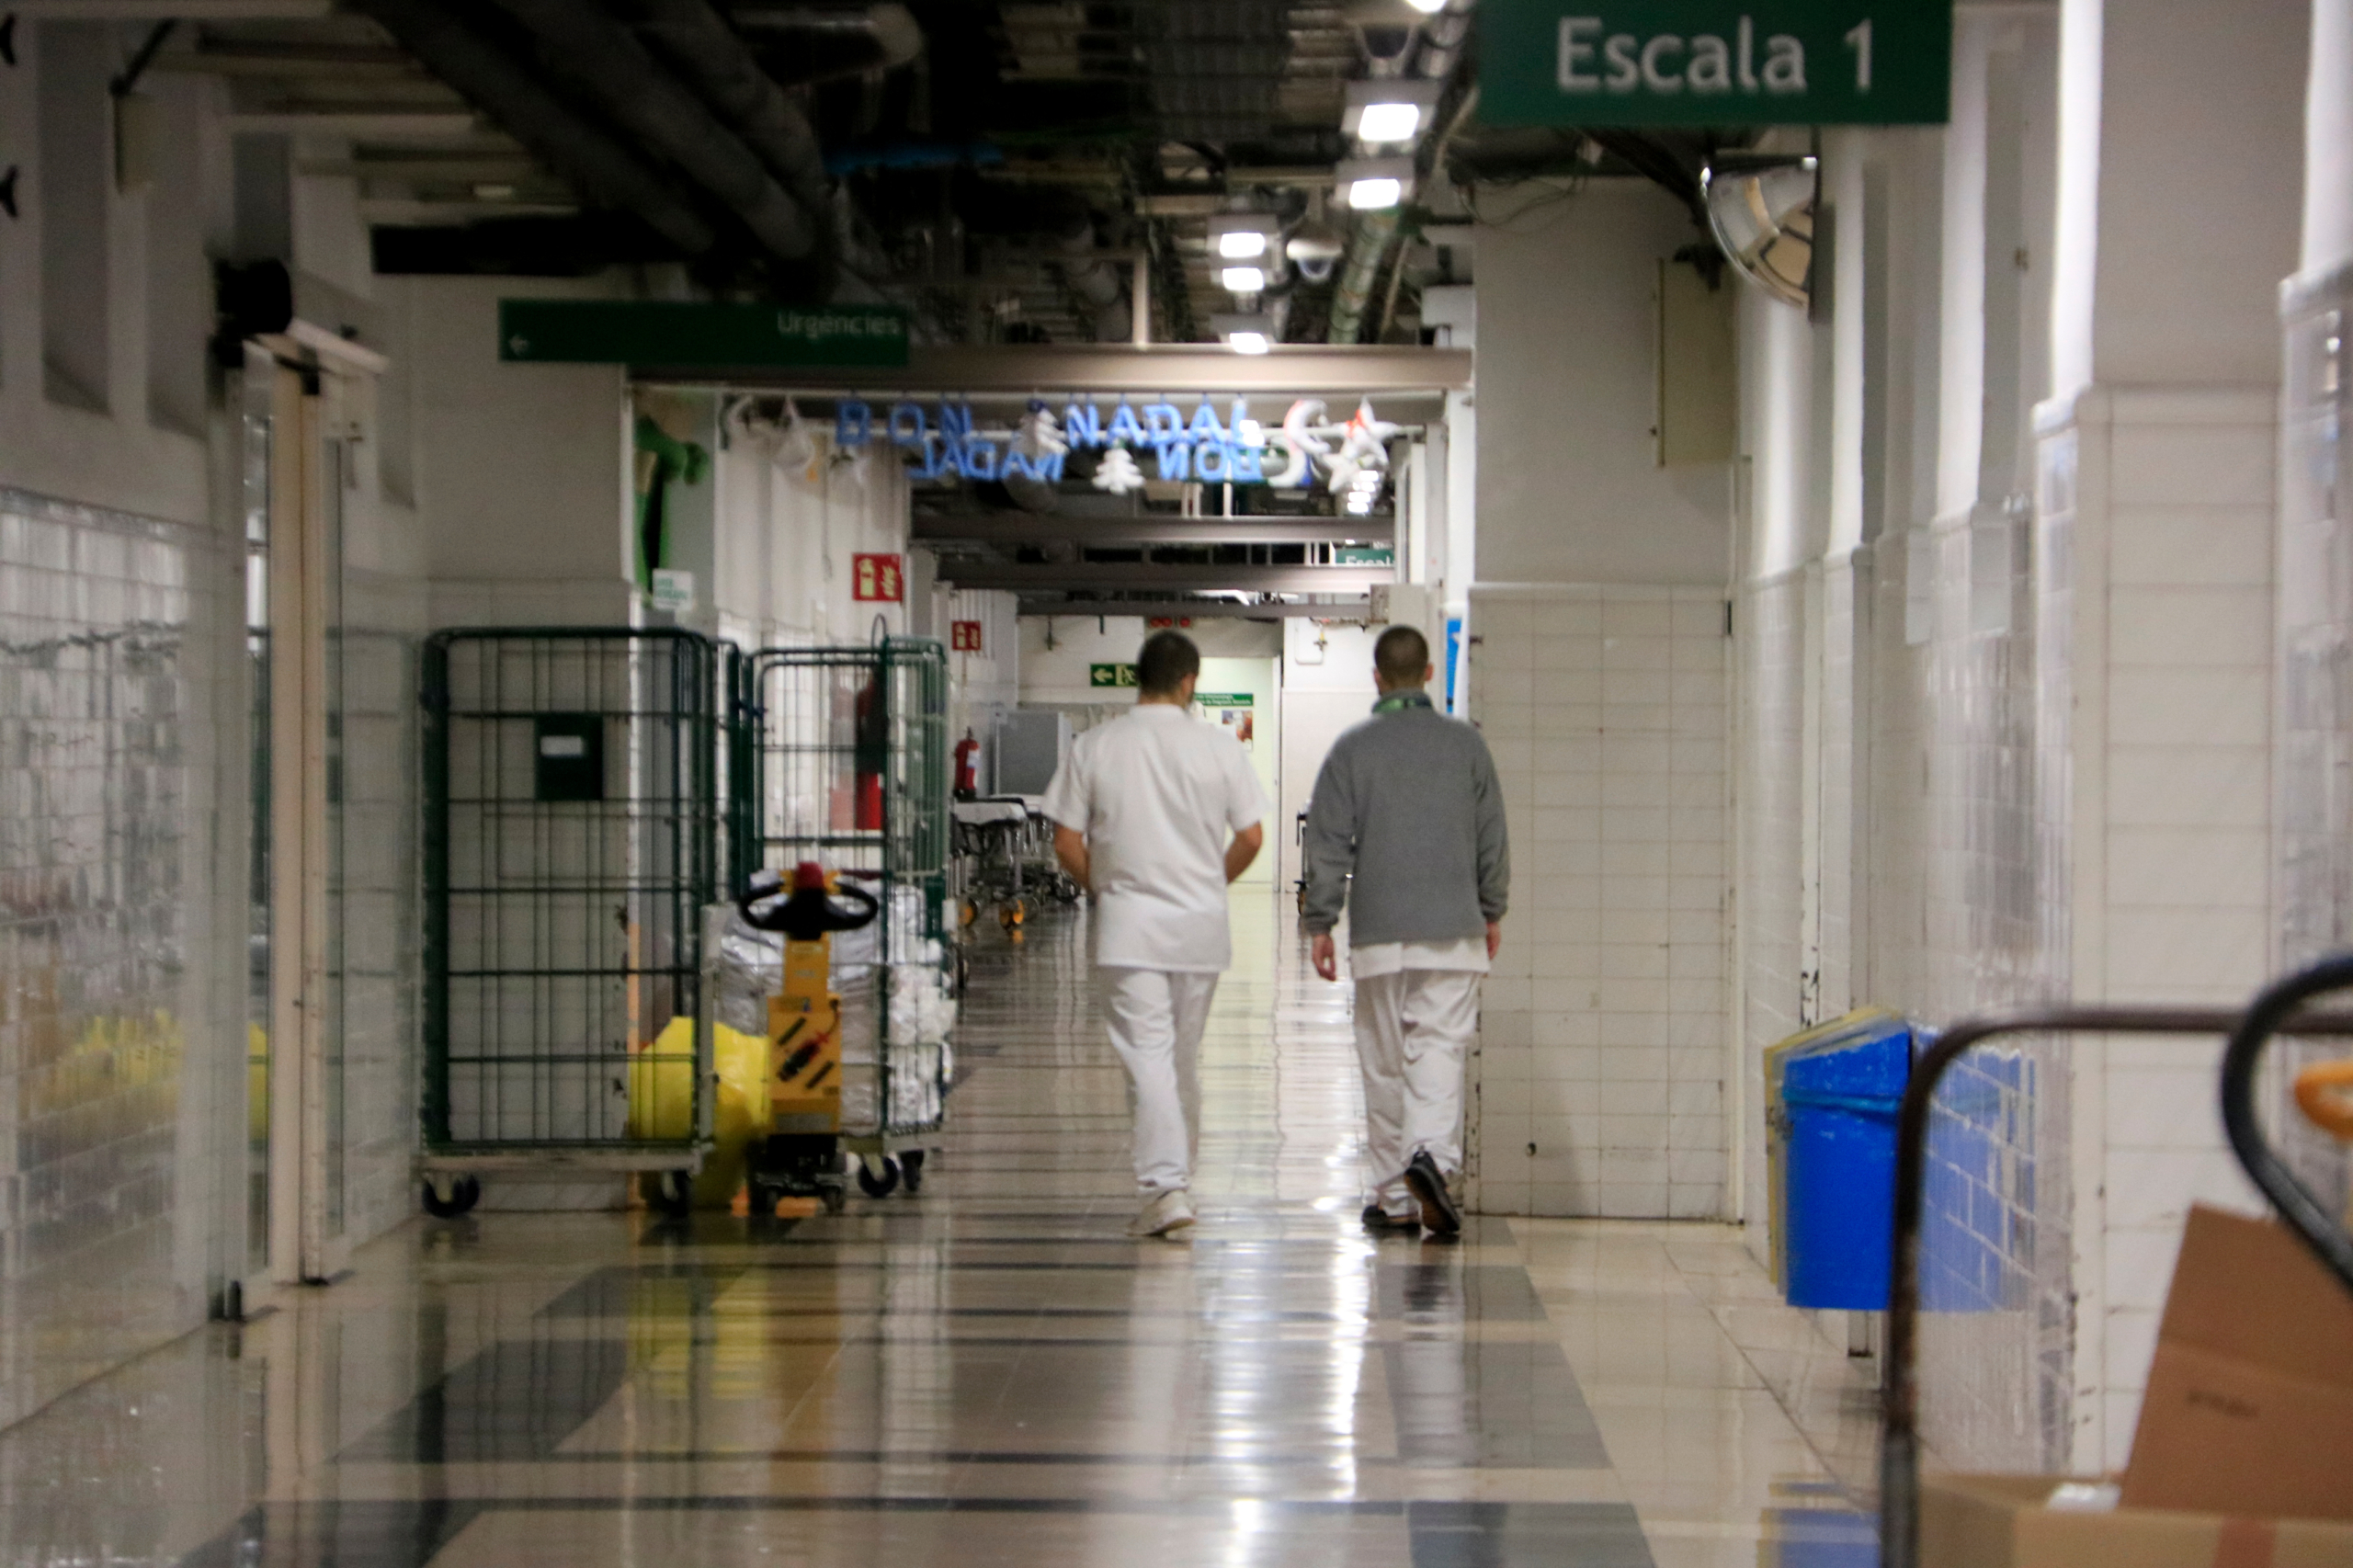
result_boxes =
[348,0,722,256]
[725,3,924,85]
[1326,0,1474,345]
[488,0,821,267]
[618,0,842,296]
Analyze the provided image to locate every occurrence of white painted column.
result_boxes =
[2041,0,2306,1475]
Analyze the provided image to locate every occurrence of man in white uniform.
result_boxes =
[1302,625,1509,1236]
[1044,631,1267,1238]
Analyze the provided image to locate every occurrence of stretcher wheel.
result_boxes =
[901,1149,926,1194]
[422,1175,480,1219]
[857,1156,902,1198]
[999,900,1026,931]
[820,1182,847,1214]
[960,899,979,928]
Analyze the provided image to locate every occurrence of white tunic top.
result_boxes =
[1349,936,1491,979]
[1042,704,1267,972]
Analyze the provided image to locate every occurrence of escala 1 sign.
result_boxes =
[1480,1,1950,127]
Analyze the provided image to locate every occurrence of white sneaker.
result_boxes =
[1129,1188,1197,1238]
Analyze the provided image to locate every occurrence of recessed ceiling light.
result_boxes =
[1221,265,1267,293]
[1217,230,1268,259]
[1229,332,1271,355]
[1347,177,1403,210]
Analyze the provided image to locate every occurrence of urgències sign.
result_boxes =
[1480,1,1951,127]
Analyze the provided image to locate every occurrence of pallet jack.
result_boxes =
[735,862,878,1217]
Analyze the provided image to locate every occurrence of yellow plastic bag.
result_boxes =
[628,1017,770,1207]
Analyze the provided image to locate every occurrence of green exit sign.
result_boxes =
[499,300,911,368]
[1480,2,1951,127]
[1089,664,1138,688]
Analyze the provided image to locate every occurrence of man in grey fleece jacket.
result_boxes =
[1302,624,1509,1236]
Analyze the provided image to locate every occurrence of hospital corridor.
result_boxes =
[5,0,2353,1563]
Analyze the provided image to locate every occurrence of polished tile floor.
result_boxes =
[0,892,1883,1567]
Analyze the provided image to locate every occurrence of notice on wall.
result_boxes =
[951,620,983,653]
[1197,692,1256,748]
[1480,1,1951,128]
[649,568,695,614]
[853,553,904,603]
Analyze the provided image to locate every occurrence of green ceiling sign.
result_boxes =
[1089,664,1138,688]
[499,300,911,368]
[1480,2,1951,127]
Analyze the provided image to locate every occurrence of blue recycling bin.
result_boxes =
[1780,1015,1912,1311]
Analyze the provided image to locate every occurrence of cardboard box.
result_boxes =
[2120,1205,2353,1522]
[1924,1473,2353,1566]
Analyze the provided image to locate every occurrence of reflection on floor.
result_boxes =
[0,892,1883,1567]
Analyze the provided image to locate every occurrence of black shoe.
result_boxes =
[1404,1152,1461,1236]
[1361,1204,1417,1232]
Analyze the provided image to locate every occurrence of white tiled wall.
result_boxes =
[2277,268,2353,1219]
[0,488,237,1429]
[1467,585,1730,1220]
[2048,386,2279,1472]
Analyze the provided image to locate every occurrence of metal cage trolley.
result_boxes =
[420,628,721,1217]
[733,635,955,1199]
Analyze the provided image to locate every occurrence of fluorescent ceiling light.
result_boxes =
[1207,212,1279,263]
[1221,265,1268,293]
[1355,101,1422,143]
[1336,156,1414,211]
[1343,79,1440,146]
[1213,312,1277,354]
[1404,0,1447,12]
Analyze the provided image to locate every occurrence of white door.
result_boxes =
[1278,687,1378,896]
[250,347,366,1294]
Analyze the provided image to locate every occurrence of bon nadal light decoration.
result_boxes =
[828,394,1397,494]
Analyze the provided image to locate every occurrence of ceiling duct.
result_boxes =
[620,0,842,295]
[347,0,722,257]
[722,4,923,84]
[488,0,823,267]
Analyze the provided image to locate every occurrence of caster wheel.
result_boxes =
[998,900,1026,932]
[820,1184,848,1215]
[642,1170,694,1218]
[960,899,980,928]
[857,1156,902,1199]
[422,1175,480,1219]
[901,1149,926,1194]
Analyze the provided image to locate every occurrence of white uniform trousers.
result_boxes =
[1099,967,1220,1196]
[1353,969,1482,1215]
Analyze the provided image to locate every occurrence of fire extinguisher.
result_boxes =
[954,729,980,798]
[854,674,886,829]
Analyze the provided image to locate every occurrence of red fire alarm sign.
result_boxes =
[951,620,983,652]
[852,552,904,602]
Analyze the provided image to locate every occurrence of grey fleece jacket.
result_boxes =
[1300,693,1510,945]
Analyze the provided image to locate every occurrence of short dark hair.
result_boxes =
[1136,629,1200,696]
[1374,624,1429,687]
